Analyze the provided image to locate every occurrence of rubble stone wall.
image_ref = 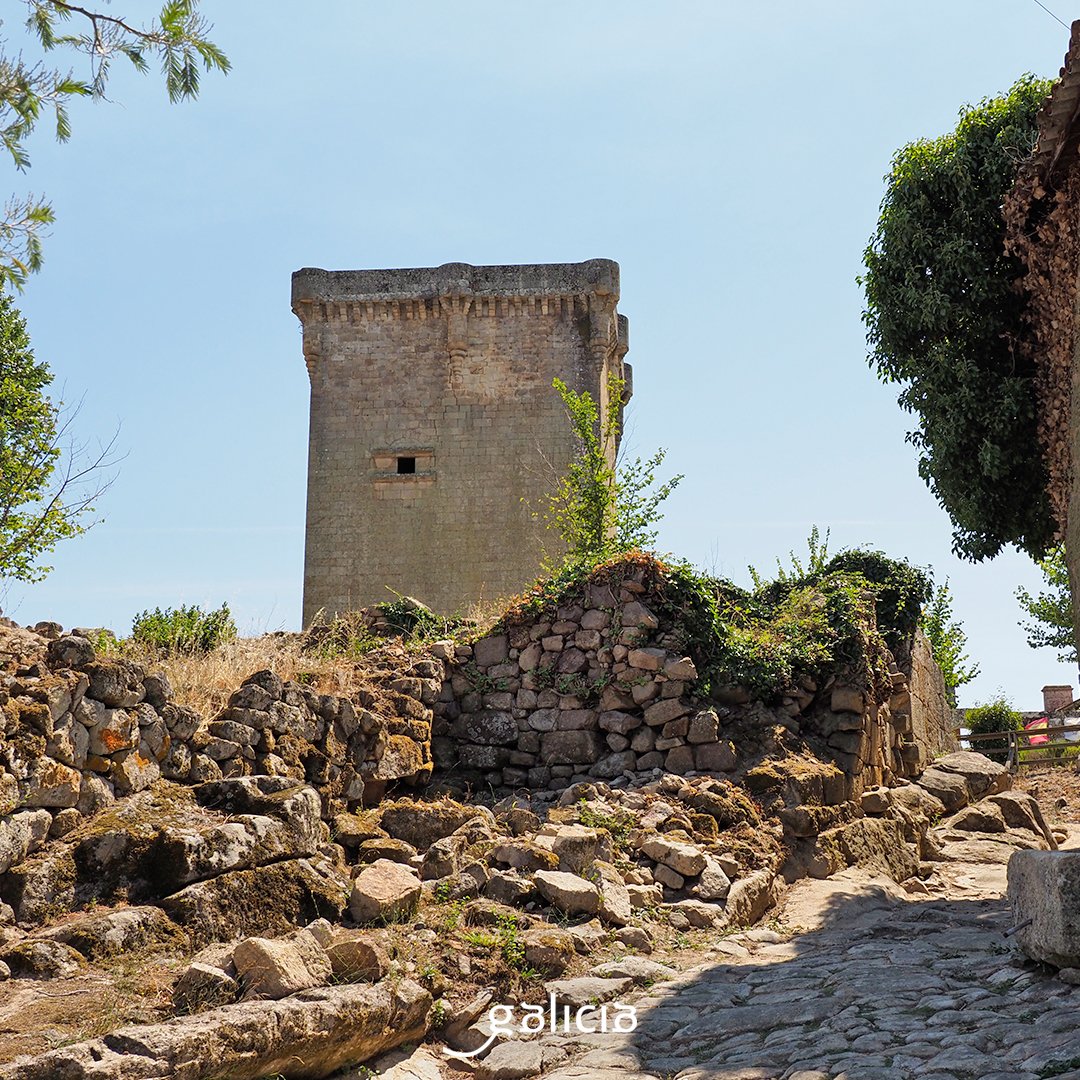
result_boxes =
[0,625,435,835]
[432,565,955,796]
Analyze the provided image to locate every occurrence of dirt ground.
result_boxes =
[1015,761,1080,824]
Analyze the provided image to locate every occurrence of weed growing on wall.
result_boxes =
[539,375,682,568]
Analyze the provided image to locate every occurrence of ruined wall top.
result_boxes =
[292,259,620,308]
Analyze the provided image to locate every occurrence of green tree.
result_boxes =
[1016,544,1077,662]
[965,696,1023,764]
[919,580,980,707]
[0,292,111,582]
[0,1,229,287]
[861,74,1056,563]
[540,375,682,567]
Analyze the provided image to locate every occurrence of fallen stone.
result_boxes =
[0,980,432,1080]
[566,919,607,954]
[1,939,85,979]
[533,870,600,916]
[692,854,732,901]
[592,956,674,984]
[549,824,611,874]
[668,898,724,928]
[522,926,576,973]
[477,1040,544,1080]
[724,870,780,927]
[640,836,706,876]
[34,905,183,960]
[325,936,391,982]
[160,856,349,947]
[173,962,240,1013]
[349,859,422,924]
[614,925,652,953]
[233,934,332,999]
[544,975,632,1008]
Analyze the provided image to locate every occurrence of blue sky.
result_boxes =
[3,0,1077,708]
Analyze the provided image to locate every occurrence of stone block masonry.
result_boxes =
[292,260,631,623]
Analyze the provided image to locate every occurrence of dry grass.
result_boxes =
[126,636,382,718]
[131,628,471,719]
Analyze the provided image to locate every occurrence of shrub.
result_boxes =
[131,603,236,655]
[965,697,1023,763]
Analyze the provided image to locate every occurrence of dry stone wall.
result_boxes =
[0,622,434,840]
[432,563,956,797]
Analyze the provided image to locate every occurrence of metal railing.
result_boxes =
[958,720,1080,771]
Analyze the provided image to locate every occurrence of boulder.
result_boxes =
[548,824,611,874]
[378,800,493,850]
[915,767,971,812]
[233,934,332,999]
[1007,850,1080,968]
[533,870,600,916]
[34,905,183,960]
[544,975,631,1007]
[349,859,422,924]
[724,870,781,927]
[1,939,85,979]
[325,936,390,982]
[594,862,632,927]
[522,926,576,973]
[592,956,674,984]
[930,751,1010,802]
[160,857,349,947]
[640,836,706,877]
[477,1041,543,1080]
[0,980,432,1080]
[173,962,240,1013]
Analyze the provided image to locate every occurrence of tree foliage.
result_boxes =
[965,696,1023,763]
[540,376,682,568]
[0,1,228,287]
[0,291,111,583]
[919,580,980,708]
[861,75,1056,562]
[1016,543,1077,662]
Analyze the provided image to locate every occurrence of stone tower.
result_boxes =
[292,259,631,623]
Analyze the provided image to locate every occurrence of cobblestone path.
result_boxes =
[533,861,1080,1080]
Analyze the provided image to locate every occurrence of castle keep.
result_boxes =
[292,259,631,622]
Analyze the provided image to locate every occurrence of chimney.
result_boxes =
[1042,685,1074,714]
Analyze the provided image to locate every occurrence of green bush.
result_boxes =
[131,603,237,655]
[965,697,1023,763]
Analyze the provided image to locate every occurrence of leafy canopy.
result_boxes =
[1016,544,1076,663]
[0,1,229,287]
[540,375,682,568]
[861,75,1056,562]
[0,291,110,583]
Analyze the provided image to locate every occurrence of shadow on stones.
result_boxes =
[543,886,1080,1080]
